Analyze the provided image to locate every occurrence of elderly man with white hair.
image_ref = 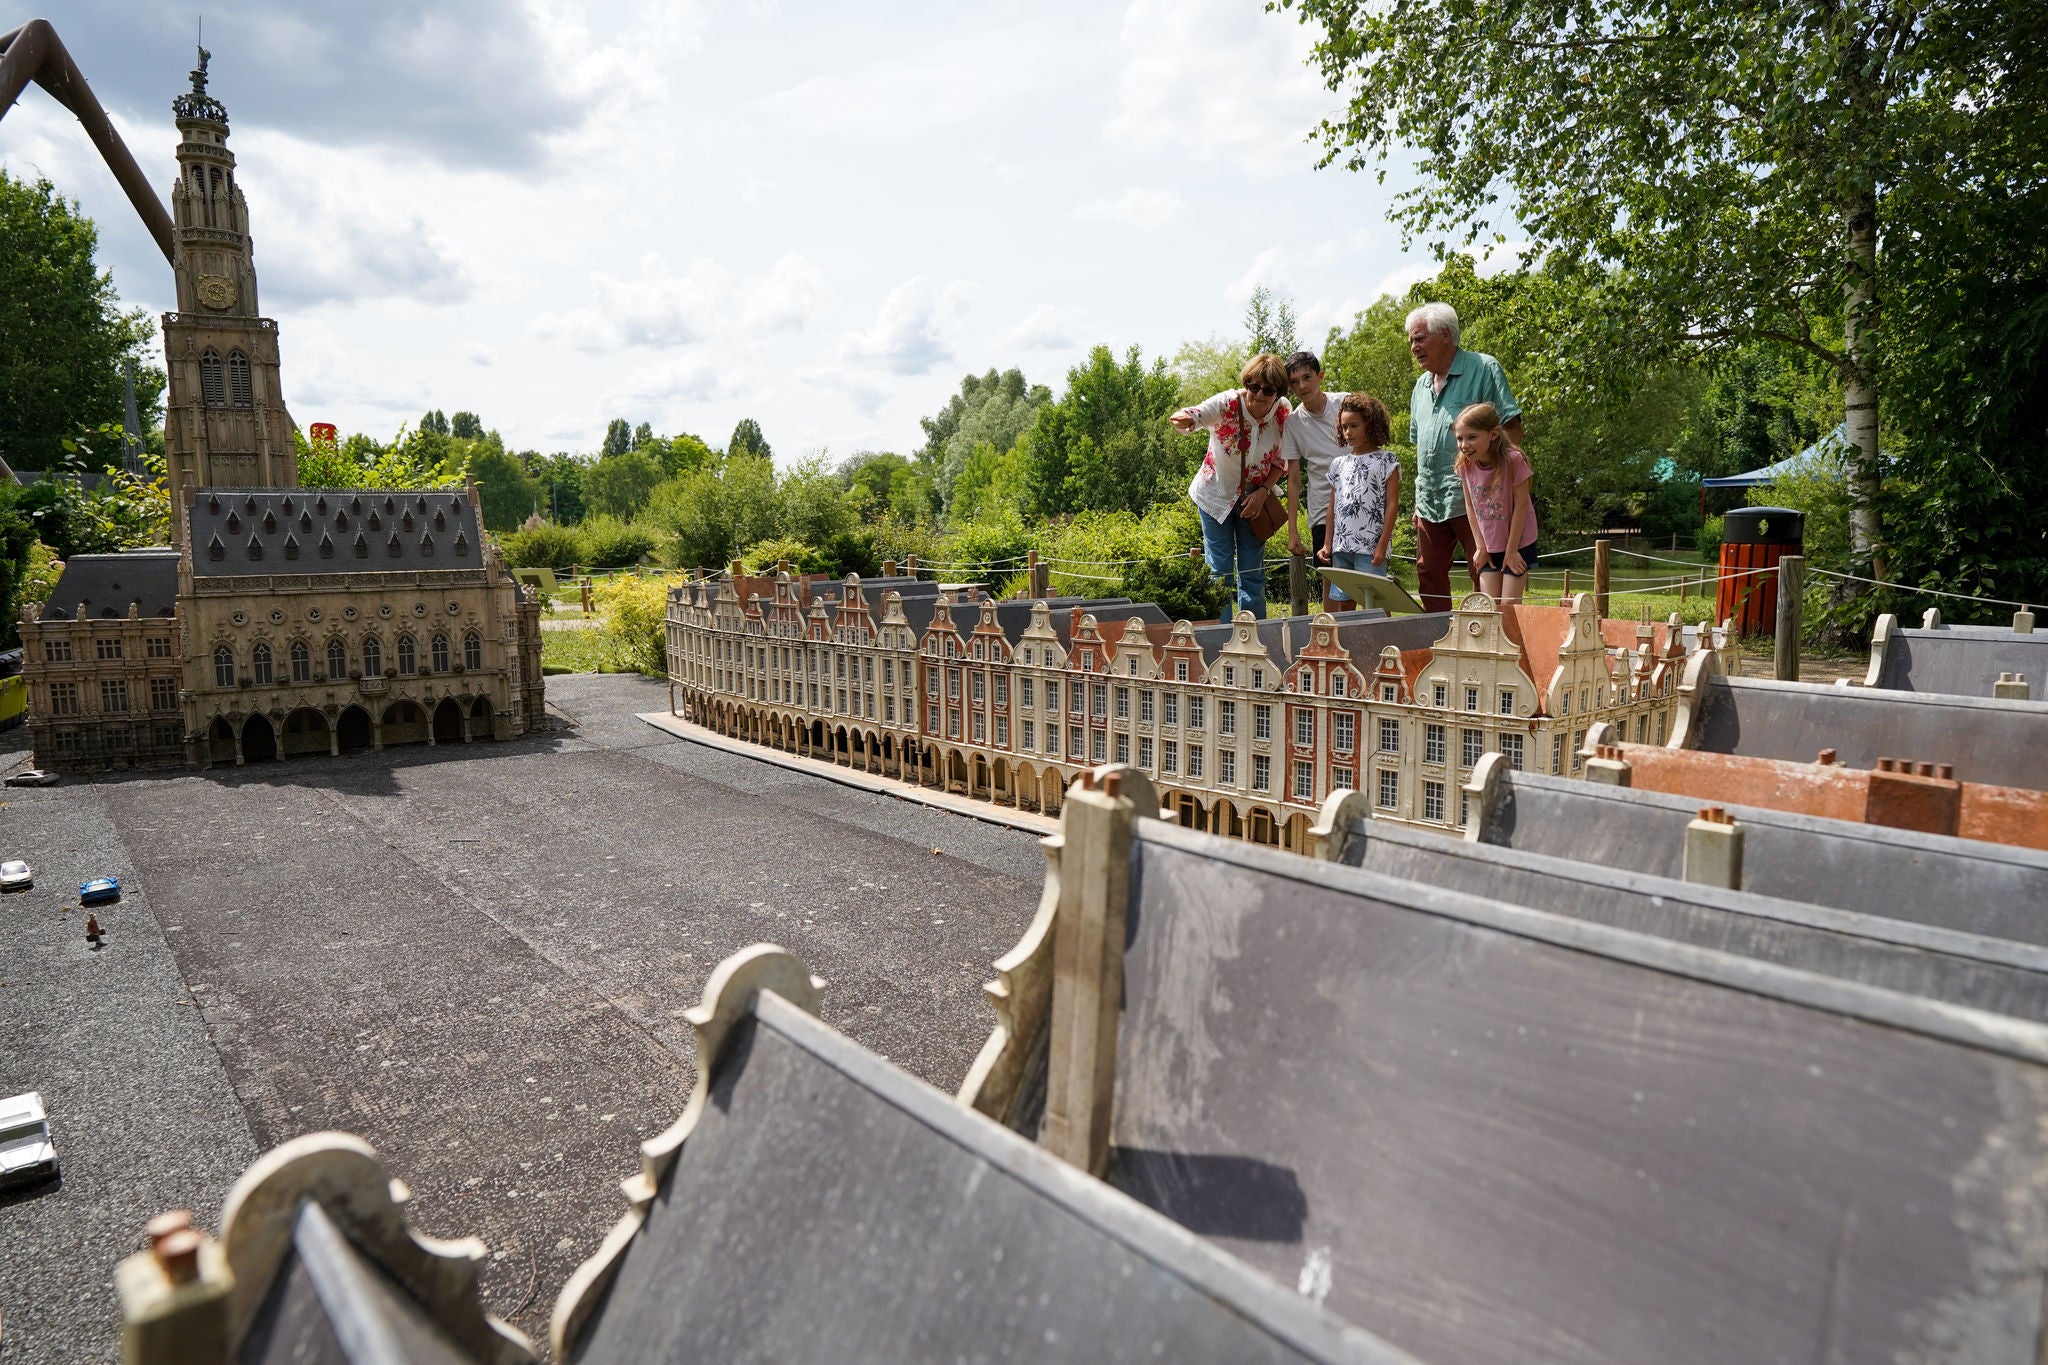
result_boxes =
[1406,302,1525,611]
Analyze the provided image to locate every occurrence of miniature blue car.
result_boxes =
[79,877,120,905]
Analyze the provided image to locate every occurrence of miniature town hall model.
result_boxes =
[18,54,545,771]
[666,569,1729,847]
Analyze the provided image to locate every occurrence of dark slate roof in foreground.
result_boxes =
[40,550,179,620]
[189,488,477,577]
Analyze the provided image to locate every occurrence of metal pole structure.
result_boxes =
[1594,539,1612,619]
[1774,554,1805,681]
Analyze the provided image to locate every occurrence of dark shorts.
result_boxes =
[1478,542,1541,577]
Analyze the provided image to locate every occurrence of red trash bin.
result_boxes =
[1716,506,1805,635]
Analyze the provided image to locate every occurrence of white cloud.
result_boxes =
[1073,187,1185,231]
[999,304,1087,352]
[842,278,974,376]
[1369,261,1441,303]
[533,251,829,354]
[1226,246,1290,307]
[761,26,1057,139]
[464,342,497,367]
[1105,0,1334,176]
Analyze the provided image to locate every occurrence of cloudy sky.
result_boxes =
[2,0,1449,461]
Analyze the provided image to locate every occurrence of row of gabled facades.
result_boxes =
[667,570,1733,851]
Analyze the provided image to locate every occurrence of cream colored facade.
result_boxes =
[669,573,1727,852]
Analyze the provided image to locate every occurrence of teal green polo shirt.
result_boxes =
[1409,349,1522,523]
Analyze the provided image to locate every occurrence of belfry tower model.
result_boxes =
[19,49,547,772]
[161,48,294,538]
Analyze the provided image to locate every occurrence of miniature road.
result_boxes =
[0,674,1048,1360]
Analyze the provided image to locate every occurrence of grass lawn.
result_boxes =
[541,626,616,674]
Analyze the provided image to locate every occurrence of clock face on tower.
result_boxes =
[197,274,238,311]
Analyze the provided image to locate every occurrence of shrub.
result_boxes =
[1120,553,1225,624]
[739,536,822,574]
[499,521,580,569]
[593,574,680,675]
[576,514,656,569]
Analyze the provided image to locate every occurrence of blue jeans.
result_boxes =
[1325,549,1388,602]
[1198,506,1267,620]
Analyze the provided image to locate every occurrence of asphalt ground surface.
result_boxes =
[0,673,1047,1360]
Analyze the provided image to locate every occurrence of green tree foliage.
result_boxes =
[294,423,469,498]
[529,453,587,524]
[0,486,41,648]
[657,433,715,479]
[1171,337,1248,408]
[1121,554,1225,624]
[778,456,857,548]
[631,421,654,450]
[837,451,921,519]
[915,369,1052,521]
[0,172,164,474]
[1282,0,2045,576]
[1243,285,1297,357]
[583,449,664,519]
[418,409,451,437]
[449,411,483,439]
[642,454,782,572]
[601,418,632,458]
[728,418,772,462]
[465,444,541,530]
[1021,346,1194,518]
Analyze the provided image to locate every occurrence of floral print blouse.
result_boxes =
[1180,389,1292,522]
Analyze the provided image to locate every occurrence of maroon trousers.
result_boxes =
[1415,514,1481,613]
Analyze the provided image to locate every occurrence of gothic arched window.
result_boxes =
[200,349,226,408]
[463,631,482,671]
[396,635,416,675]
[252,642,273,685]
[228,351,253,408]
[290,640,311,683]
[430,633,450,672]
[327,638,348,679]
[362,635,383,676]
[213,645,235,688]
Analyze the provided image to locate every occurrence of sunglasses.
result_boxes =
[1245,384,1282,398]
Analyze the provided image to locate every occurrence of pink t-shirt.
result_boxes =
[1460,447,1538,553]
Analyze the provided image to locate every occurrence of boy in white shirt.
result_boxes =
[1282,351,1348,565]
[1317,393,1401,611]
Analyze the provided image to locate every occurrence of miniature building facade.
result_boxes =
[668,572,1706,849]
[17,58,544,771]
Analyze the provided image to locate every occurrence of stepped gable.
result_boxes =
[36,550,180,620]
[188,488,472,575]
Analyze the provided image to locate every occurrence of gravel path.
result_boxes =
[0,675,1045,1359]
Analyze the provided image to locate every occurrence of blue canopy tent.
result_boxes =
[1698,424,1844,511]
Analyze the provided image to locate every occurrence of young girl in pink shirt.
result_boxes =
[1454,402,1539,604]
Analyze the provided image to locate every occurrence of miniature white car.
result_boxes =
[4,770,58,787]
[0,1091,58,1189]
[0,859,29,890]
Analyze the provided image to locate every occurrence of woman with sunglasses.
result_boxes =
[1170,352,1294,622]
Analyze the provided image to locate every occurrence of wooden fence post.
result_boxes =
[1594,539,1612,618]
[1028,549,1049,600]
[1774,554,1805,681]
[1290,551,1308,618]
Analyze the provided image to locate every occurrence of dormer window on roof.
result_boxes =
[315,496,328,515]
[387,534,402,557]
[367,511,381,531]
[336,510,349,530]
[453,533,469,557]
[299,511,312,532]
[226,511,241,533]
[419,533,434,556]
[319,533,334,558]
[244,495,258,514]
[401,511,415,532]
[262,510,276,533]
[353,533,369,558]
[350,496,363,513]
[207,494,221,514]
[432,511,446,532]
[247,535,263,560]
[280,495,293,514]
[283,535,300,560]
[207,535,225,561]
[383,496,396,514]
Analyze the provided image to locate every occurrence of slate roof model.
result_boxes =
[1859,608,2048,697]
[37,550,180,620]
[187,489,477,577]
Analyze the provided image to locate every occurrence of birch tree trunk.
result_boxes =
[1842,188,1883,581]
